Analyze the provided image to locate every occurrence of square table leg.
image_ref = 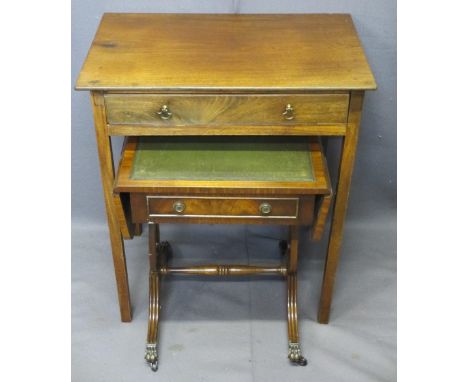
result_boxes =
[91,91,132,322]
[318,91,364,324]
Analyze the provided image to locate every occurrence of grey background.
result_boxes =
[72,1,396,381]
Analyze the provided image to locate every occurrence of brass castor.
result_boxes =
[150,362,158,372]
[145,343,158,372]
[290,357,308,366]
[288,342,308,366]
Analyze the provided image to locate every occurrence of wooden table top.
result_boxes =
[76,13,376,92]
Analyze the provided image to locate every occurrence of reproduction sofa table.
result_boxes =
[115,136,331,369]
[75,12,376,369]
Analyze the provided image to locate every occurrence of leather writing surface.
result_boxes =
[131,137,315,182]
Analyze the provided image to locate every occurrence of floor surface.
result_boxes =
[72,217,396,381]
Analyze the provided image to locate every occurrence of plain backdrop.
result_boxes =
[71,1,396,381]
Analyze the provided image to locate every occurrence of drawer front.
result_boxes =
[105,94,349,127]
[146,196,298,219]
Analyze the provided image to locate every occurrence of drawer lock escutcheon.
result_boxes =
[157,105,173,120]
[173,201,185,214]
[259,203,272,215]
[282,104,295,120]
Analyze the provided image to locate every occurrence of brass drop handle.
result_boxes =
[282,104,295,120]
[173,201,185,214]
[157,105,172,120]
[259,202,272,215]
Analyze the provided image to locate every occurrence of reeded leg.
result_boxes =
[145,223,161,371]
[145,271,160,371]
[286,226,307,366]
[287,274,307,366]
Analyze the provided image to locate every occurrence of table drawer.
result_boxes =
[146,196,298,219]
[105,94,349,127]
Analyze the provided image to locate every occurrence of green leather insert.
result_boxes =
[131,137,314,182]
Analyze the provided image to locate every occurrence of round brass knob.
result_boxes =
[282,104,294,120]
[259,202,272,215]
[157,105,172,120]
[173,201,185,214]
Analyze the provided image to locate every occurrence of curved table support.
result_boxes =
[287,274,307,366]
[145,223,161,372]
[144,223,308,369]
[286,226,307,366]
[145,271,160,371]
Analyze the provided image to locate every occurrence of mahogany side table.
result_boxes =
[75,13,376,327]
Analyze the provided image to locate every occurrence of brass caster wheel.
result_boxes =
[290,356,308,366]
[288,342,307,366]
[149,361,158,372]
[145,343,158,372]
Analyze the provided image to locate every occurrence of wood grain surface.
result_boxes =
[104,94,349,126]
[77,13,377,326]
[130,193,315,226]
[91,91,132,322]
[146,196,299,218]
[318,91,364,324]
[76,13,376,91]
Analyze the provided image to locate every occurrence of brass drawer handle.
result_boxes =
[283,103,294,121]
[173,201,185,213]
[259,202,272,215]
[157,105,172,120]
[282,104,294,120]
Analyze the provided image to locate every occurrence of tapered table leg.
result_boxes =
[318,91,364,324]
[91,91,132,322]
